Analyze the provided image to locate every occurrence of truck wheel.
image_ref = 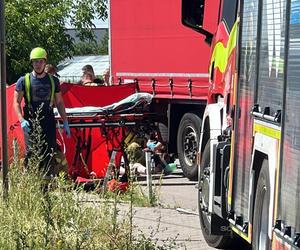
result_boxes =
[253,159,270,250]
[177,112,202,180]
[198,143,234,248]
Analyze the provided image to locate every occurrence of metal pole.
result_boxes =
[102,150,117,192]
[0,0,8,199]
[145,151,153,204]
[108,0,112,85]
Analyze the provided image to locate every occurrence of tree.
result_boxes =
[99,30,109,55]
[73,41,101,56]
[5,0,107,83]
[72,31,108,56]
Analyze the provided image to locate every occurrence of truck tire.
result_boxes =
[177,112,202,180]
[253,159,271,250]
[198,142,234,248]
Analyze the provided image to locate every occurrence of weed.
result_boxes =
[0,110,181,249]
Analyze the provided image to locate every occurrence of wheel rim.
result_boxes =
[259,186,269,249]
[182,125,198,167]
[199,163,211,226]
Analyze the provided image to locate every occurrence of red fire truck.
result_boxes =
[182,0,300,249]
[109,0,219,180]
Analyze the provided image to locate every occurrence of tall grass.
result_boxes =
[0,108,179,249]
[0,157,178,249]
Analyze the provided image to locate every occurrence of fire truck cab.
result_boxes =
[182,0,300,249]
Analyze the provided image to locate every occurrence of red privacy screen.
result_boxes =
[4,84,26,162]
[60,82,137,108]
[58,83,137,179]
[5,82,137,180]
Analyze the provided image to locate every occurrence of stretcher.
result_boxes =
[4,82,153,189]
[54,87,154,186]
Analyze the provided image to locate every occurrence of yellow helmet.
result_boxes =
[30,47,47,60]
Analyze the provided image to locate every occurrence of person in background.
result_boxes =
[146,130,170,173]
[81,71,103,86]
[45,64,60,77]
[147,131,164,152]
[102,68,110,85]
[13,47,71,173]
[81,64,103,84]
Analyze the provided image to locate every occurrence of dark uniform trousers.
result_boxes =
[23,105,56,172]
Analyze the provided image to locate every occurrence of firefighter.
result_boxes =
[13,47,70,173]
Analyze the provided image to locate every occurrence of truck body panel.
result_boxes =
[278,7,300,240]
[231,0,300,238]
[110,0,224,180]
[230,0,258,224]
[110,0,210,100]
[228,0,300,247]
[187,0,300,249]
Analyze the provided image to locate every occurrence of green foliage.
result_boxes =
[73,41,100,56]
[5,0,107,83]
[99,30,109,55]
[0,112,181,249]
[72,30,108,56]
[0,163,178,249]
[0,165,130,249]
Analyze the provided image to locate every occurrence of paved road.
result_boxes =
[134,167,215,250]
[80,167,247,249]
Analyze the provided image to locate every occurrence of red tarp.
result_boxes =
[60,82,137,108]
[4,84,26,162]
[5,82,137,180]
[58,83,137,179]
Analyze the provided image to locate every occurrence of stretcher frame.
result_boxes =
[55,107,155,186]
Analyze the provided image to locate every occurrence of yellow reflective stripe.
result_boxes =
[227,133,235,205]
[24,73,55,106]
[228,72,239,205]
[211,42,227,73]
[228,194,231,204]
[25,73,31,105]
[231,224,252,243]
[210,20,238,75]
[273,144,281,224]
[227,21,238,57]
[48,74,55,105]
[253,123,281,139]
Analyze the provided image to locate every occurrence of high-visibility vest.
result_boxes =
[24,73,55,107]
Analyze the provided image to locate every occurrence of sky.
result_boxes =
[93,19,109,29]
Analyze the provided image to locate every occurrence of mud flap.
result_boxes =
[210,141,231,235]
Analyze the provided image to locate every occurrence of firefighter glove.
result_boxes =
[63,121,71,137]
[20,119,30,133]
